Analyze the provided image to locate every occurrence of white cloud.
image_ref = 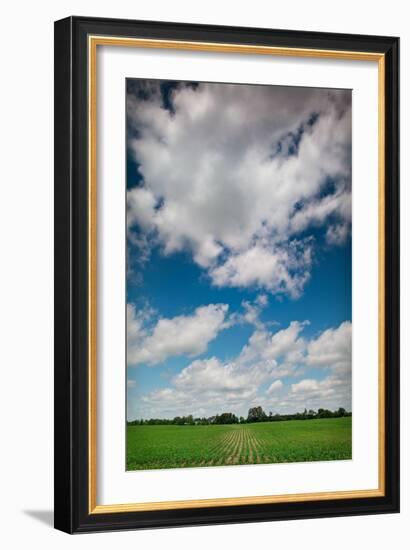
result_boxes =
[127,303,229,366]
[238,320,307,367]
[256,294,268,307]
[290,186,351,235]
[209,241,313,298]
[266,380,283,395]
[129,319,351,419]
[127,82,351,297]
[291,379,321,394]
[139,354,279,419]
[306,321,352,373]
[326,223,350,245]
[283,376,350,411]
[274,322,352,412]
[174,356,274,393]
[234,294,270,329]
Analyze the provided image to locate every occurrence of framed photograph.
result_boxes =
[54,16,399,533]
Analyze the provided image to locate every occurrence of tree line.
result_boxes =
[127,406,351,426]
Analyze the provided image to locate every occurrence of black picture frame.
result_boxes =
[54,15,400,534]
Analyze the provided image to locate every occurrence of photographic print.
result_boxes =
[126,79,352,471]
[55,18,399,532]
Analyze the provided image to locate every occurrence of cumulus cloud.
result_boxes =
[326,223,350,245]
[174,356,274,393]
[306,321,352,373]
[129,318,351,419]
[266,380,283,395]
[139,354,281,419]
[272,322,352,412]
[238,320,308,368]
[291,378,322,394]
[232,294,270,329]
[127,303,229,366]
[282,375,350,411]
[209,240,313,298]
[127,81,351,297]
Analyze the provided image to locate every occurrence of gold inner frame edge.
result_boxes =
[88,35,386,514]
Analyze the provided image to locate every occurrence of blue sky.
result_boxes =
[126,79,352,420]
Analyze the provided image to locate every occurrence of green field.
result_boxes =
[126,417,352,470]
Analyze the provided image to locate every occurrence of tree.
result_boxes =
[317,408,333,418]
[247,406,267,423]
[126,406,352,426]
[214,412,238,424]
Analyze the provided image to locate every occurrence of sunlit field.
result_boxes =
[126,417,352,470]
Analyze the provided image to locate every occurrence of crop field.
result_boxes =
[126,417,352,470]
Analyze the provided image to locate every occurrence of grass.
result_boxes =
[126,417,352,470]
